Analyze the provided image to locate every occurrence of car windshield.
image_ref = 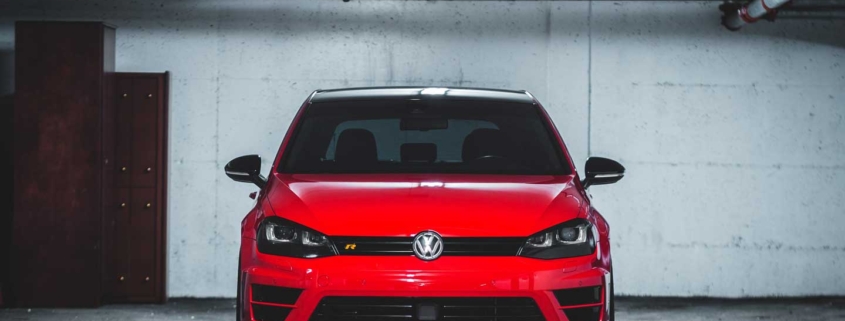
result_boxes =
[279,99,570,175]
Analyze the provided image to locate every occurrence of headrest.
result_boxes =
[335,128,377,164]
[462,128,507,161]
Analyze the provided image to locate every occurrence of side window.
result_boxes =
[324,119,498,162]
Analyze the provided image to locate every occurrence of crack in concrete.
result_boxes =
[666,241,845,252]
[618,160,845,170]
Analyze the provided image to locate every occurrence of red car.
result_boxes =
[226,87,625,321]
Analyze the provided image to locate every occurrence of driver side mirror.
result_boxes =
[582,157,625,189]
[225,155,267,189]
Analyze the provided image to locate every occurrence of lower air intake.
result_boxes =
[553,286,602,307]
[309,296,546,321]
[563,306,602,321]
[252,304,292,321]
[252,284,303,305]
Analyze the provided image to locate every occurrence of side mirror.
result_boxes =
[225,155,267,189]
[582,157,625,189]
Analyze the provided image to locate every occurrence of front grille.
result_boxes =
[332,237,525,256]
[252,284,303,305]
[553,286,602,307]
[333,237,411,255]
[442,238,525,256]
[309,296,546,321]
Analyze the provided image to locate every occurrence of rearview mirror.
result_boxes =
[225,155,267,189]
[582,157,624,189]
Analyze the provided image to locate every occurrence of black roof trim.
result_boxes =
[309,86,535,104]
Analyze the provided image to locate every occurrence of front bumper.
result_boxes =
[240,239,610,321]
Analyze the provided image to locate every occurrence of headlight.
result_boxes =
[257,217,336,258]
[519,219,596,259]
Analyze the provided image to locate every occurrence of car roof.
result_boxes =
[309,86,536,104]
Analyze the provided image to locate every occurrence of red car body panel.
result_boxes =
[266,173,583,237]
[237,89,614,321]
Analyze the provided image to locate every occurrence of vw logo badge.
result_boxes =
[413,231,444,261]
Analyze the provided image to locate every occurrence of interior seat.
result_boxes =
[462,128,509,161]
[334,128,378,165]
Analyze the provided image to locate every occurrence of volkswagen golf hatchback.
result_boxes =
[226,87,625,321]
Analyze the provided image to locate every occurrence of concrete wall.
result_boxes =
[1,0,843,298]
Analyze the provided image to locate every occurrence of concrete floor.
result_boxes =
[0,297,843,321]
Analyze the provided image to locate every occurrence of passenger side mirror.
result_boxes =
[225,155,267,189]
[582,157,625,189]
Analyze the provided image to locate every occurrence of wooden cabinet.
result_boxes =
[12,22,168,307]
[12,21,115,308]
[104,73,168,303]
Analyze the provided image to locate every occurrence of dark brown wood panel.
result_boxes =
[100,27,116,298]
[12,21,114,308]
[115,78,134,188]
[156,73,169,304]
[128,187,157,298]
[108,188,132,297]
[130,78,159,187]
[103,72,168,304]
[0,94,12,306]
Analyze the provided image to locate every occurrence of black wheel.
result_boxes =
[236,257,243,321]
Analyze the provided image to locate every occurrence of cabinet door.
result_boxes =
[108,188,132,297]
[105,72,168,303]
[128,187,157,298]
[115,78,134,188]
[130,79,159,187]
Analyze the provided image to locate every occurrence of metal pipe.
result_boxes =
[722,0,792,30]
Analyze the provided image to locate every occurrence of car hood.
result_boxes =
[266,173,585,237]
